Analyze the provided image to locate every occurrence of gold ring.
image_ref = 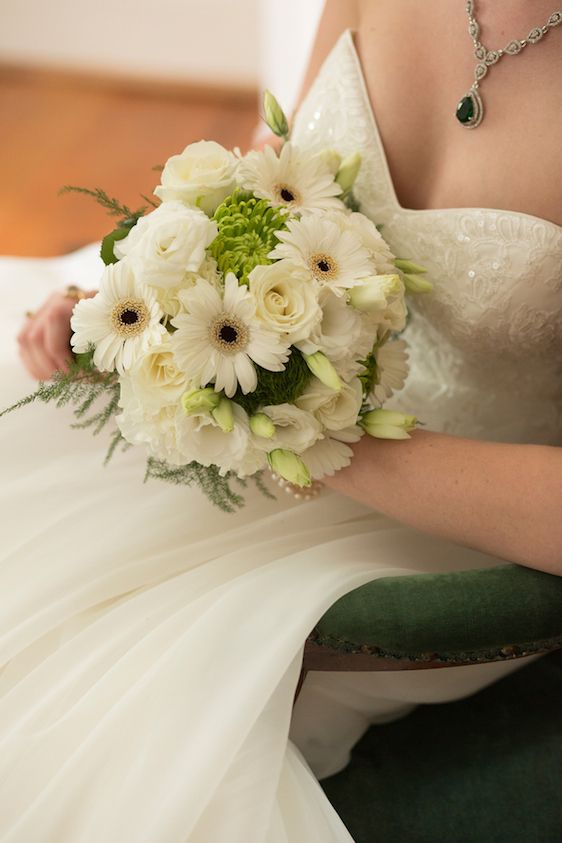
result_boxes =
[63,284,87,302]
[25,310,36,319]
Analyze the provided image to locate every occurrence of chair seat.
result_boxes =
[321,649,562,843]
[314,565,562,664]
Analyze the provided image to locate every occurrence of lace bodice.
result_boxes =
[292,31,562,445]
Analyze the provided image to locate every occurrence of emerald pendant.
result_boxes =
[455,88,484,129]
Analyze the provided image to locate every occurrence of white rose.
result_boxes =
[255,403,322,454]
[248,261,322,343]
[296,377,363,431]
[154,140,238,215]
[120,340,188,410]
[295,286,363,362]
[114,201,218,290]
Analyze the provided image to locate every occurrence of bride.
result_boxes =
[1,1,561,840]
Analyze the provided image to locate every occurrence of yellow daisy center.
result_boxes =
[309,253,338,281]
[110,298,150,337]
[209,313,249,355]
[273,183,301,206]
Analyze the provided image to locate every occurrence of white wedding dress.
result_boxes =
[0,31,561,842]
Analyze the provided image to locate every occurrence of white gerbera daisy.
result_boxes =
[300,425,362,480]
[269,212,374,292]
[70,260,166,374]
[370,339,410,406]
[237,143,344,213]
[170,273,291,397]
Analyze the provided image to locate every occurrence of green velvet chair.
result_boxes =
[300,565,562,842]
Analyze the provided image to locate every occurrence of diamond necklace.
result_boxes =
[456,1,562,129]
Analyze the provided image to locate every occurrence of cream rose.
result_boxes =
[114,201,217,290]
[248,261,321,343]
[296,377,363,431]
[121,341,188,410]
[154,140,238,215]
[254,403,322,454]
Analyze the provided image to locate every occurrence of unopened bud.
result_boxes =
[361,408,417,440]
[182,387,221,416]
[250,412,276,439]
[335,152,362,193]
[263,90,290,140]
[303,352,342,391]
[268,449,311,487]
[211,396,234,432]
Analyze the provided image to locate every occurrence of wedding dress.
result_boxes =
[0,30,560,842]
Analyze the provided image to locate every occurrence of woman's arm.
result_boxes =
[325,429,562,575]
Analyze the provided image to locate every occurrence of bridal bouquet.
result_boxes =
[3,93,431,510]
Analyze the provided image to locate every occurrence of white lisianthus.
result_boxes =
[296,377,363,431]
[154,140,238,215]
[248,261,322,343]
[117,382,189,465]
[120,340,188,410]
[370,339,410,405]
[269,212,373,293]
[237,143,344,213]
[176,402,266,476]
[114,201,218,290]
[70,260,166,374]
[299,425,362,480]
[346,213,396,274]
[296,287,363,363]
[254,403,323,454]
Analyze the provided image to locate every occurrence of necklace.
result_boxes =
[456,1,562,129]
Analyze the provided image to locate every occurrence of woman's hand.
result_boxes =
[17,288,97,380]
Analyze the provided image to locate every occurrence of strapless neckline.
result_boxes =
[344,29,562,235]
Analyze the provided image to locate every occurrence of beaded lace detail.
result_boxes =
[292,31,562,444]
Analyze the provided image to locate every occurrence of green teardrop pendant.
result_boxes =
[456,95,474,124]
[455,89,484,129]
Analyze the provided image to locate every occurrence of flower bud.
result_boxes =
[360,408,417,440]
[349,274,403,312]
[335,152,362,193]
[263,90,290,140]
[250,413,275,439]
[267,449,311,487]
[318,148,342,175]
[211,396,234,432]
[250,412,276,439]
[182,387,221,416]
[303,352,342,392]
[402,273,433,294]
[394,259,427,275]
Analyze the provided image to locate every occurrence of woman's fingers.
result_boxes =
[44,298,74,373]
[18,293,78,380]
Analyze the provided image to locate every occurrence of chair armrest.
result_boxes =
[312,564,562,666]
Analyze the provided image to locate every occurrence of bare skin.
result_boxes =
[18,0,562,572]
[304,1,562,574]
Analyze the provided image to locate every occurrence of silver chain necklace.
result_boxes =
[456,1,562,128]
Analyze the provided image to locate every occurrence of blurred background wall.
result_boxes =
[0,0,324,255]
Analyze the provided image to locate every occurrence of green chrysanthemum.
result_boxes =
[209,189,290,284]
